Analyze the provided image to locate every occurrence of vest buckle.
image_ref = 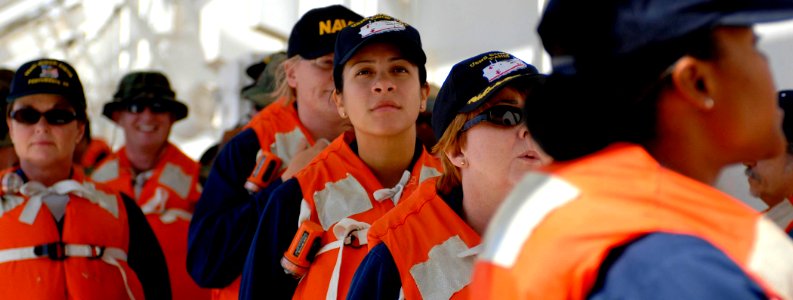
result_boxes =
[34,242,66,260]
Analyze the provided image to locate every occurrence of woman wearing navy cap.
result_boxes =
[473,0,793,299]
[0,58,170,299]
[239,14,441,300]
[347,51,550,299]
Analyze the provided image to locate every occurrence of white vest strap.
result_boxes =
[314,218,371,300]
[0,243,134,300]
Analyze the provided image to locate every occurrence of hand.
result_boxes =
[280,139,330,181]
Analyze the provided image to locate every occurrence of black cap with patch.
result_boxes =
[7,59,87,119]
[332,14,426,91]
[432,51,541,140]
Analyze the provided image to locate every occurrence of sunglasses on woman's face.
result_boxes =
[125,101,169,114]
[10,108,78,125]
[461,105,524,132]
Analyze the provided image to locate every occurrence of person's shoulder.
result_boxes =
[590,233,765,299]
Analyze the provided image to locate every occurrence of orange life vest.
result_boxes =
[202,97,316,300]
[92,143,207,300]
[0,167,145,299]
[368,177,480,299]
[246,97,316,176]
[291,132,442,299]
[79,138,112,172]
[472,143,793,299]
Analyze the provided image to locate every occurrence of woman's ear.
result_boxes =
[419,83,430,112]
[670,56,715,111]
[75,122,86,145]
[445,146,467,168]
[331,89,347,119]
[285,59,298,88]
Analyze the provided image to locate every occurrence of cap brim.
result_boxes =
[337,33,426,75]
[103,99,188,122]
[458,72,545,113]
[241,86,277,107]
[719,8,793,26]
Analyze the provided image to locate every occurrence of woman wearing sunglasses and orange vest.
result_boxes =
[239,14,442,300]
[347,51,551,299]
[472,0,793,299]
[0,59,170,299]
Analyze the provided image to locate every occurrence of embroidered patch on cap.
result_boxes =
[358,20,405,38]
[482,58,528,82]
[39,65,59,79]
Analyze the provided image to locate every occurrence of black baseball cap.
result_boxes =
[780,90,793,143]
[539,0,793,76]
[103,71,188,121]
[287,5,363,59]
[333,14,426,91]
[7,59,87,119]
[432,51,541,140]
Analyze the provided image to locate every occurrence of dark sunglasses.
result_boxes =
[461,105,523,132]
[125,101,170,114]
[10,108,78,125]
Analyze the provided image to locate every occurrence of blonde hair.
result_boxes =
[268,56,301,105]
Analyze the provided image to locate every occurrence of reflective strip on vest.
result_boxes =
[766,199,793,233]
[91,159,120,183]
[159,208,193,223]
[0,244,135,299]
[313,173,372,231]
[19,180,120,224]
[418,165,442,184]
[479,172,580,267]
[410,235,476,299]
[158,163,192,199]
[270,128,307,171]
[748,217,793,298]
[0,195,25,218]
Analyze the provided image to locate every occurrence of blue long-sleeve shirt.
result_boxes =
[187,128,282,287]
[239,177,302,300]
[589,233,765,299]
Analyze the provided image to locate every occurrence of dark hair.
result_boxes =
[526,28,720,161]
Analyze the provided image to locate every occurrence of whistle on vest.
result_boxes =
[281,220,323,279]
[244,150,282,193]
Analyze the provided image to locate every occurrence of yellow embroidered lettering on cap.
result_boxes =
[319,20,332,35]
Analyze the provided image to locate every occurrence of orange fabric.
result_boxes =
[210,277,240,300]
[368,177,480,299]
[471,143,780,299]
[0,167,144,299]
[292,132,441,299]
[95,143,208,300]
[80,138,112,169]
[247,97,316,163]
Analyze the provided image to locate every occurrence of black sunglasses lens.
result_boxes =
[11,109,42,124]
[11,108,76,125]
[149,102,168,113]
[127,102,169,113]
[43,110,77,125]
[127,103,144,113]
[489,106,523,126]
